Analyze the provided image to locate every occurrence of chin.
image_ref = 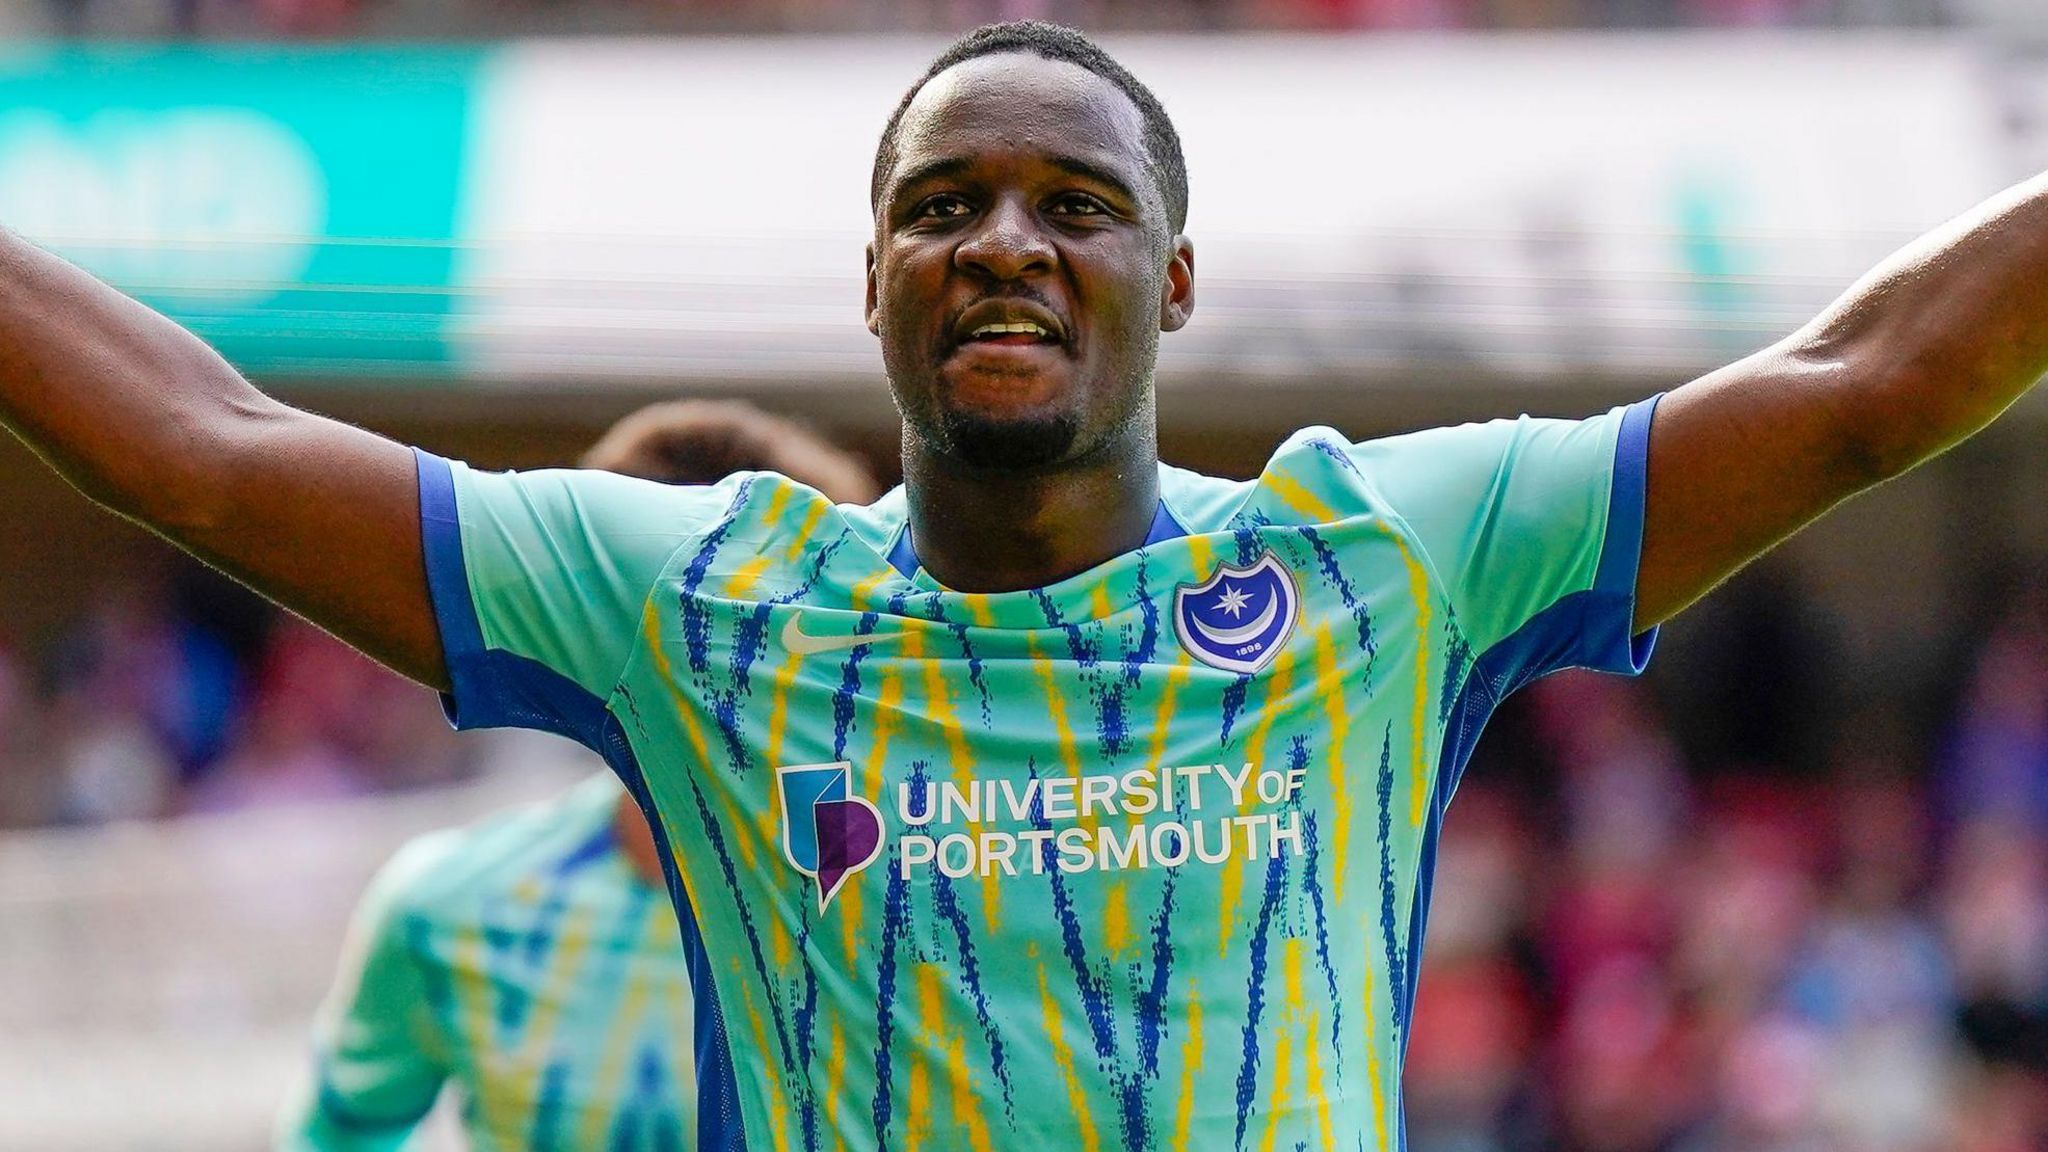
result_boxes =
[933,408,1082,472]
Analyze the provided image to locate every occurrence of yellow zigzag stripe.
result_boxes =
[1259,1021,1293,1152]
[1395,531,1433,829]
[758,478,793,533]
[641,607,793,1147]
[1026,633,1086,823]
[826,1017,846,1147]
[915,628,1003,934]
[1221,646,1295,957]
[1261,470,1435,828]
[644,607,793,967]
[1263,938,1314,1152]
[785,497,829,563]
[726,555,773,600]
[947,1026,995,1152]
[1173,984,1206,1149]
[846,627,906,968]
[1037,957,1101,1152]
[764,641,803,771]
[732,954,793,1152]
[1312,625,1353,909]
[1102,885,1133,960]
[1364,958,1390,1151]
[905,962,937,1152]
[1305,1007,1335,1152]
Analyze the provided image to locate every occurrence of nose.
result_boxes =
[954,195,1055,282]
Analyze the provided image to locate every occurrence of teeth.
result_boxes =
[971,321,1050,339]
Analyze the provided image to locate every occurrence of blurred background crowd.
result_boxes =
[0,0,2005,42]
[1409,586,2048,1152]
[0,563,464,827]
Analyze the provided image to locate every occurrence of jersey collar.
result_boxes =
[885,500,1186,583]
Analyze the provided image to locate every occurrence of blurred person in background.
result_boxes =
[1777,767,1957,1150]
[279,400,880,1151]
[16,17,2048,1149]
[1942,817,2048,1148]
[1943,586,2048,836]
[0,633,44,825]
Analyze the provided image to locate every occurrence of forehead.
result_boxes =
[890,53,1151,191]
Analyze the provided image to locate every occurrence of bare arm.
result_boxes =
[1639,171,2048,628]
[0,229,446,687]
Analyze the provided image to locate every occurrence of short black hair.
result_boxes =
[871,21,1189,235]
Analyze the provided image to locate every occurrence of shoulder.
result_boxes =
[1159,426,1424,532]
[1287,419,1531,479]
[444,460,755,551]
[1159,420,1587,538]
[1264,418,1590,521]
[666,471,891,577]
[644,475,906,607]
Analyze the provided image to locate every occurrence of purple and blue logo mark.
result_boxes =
[777,761,885,911]
[1174,550,1301,674]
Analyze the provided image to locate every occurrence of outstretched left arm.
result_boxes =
[1639,171,2048,628]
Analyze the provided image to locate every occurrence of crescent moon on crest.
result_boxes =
[1189,592,1279,648]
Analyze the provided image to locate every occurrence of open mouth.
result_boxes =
[950,299,1069,352]
[963,320,1060,347]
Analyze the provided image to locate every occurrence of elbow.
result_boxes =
[1833,394,1929,492]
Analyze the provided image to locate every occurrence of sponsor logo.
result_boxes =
[896,761,1309,880]
[776,761,885,911]
[779,613,914,657]
[1173,550,1300,674]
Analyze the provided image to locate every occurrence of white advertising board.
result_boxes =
[455,35,2004,387]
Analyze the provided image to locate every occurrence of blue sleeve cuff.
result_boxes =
[1583,393,1661,676]
[414,449,615,747]
[415,449,487,730]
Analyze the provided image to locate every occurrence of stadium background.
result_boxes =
[5,2,2048,1149]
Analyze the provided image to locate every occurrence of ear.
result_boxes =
[1159,235,1194,333]
[864,243,881,336]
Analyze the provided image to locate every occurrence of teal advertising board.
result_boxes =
[0,47,478,376]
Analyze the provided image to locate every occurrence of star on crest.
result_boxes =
[1214,583,1253,618]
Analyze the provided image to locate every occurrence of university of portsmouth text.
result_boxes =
[894,763,1308,878]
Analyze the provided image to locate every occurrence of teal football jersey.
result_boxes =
[279,775,695,1152]
[415,399,1659,1152]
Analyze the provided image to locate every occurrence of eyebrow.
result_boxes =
[886,156,973,204]
[886,152,1145,208]
[1048,154,1143,206]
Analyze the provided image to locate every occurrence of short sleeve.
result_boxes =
[416,451,730,745]
[1351,396,1660,679]
[276,843,452,1151]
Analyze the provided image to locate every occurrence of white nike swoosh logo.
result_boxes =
[780,614,914,657]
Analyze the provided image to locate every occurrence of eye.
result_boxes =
[912,194,973,220]
[1048,193,1109,217]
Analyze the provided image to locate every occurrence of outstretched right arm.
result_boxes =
[0,229,446,688]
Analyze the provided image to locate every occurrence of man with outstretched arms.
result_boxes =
[278,403,879,1151]
[5,21,2045,1150]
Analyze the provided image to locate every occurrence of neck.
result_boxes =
[612,793,666,886]
[903,421,1160,592]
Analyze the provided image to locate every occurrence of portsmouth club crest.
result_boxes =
[1174,549,1301,674]
[776,761,885,912]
